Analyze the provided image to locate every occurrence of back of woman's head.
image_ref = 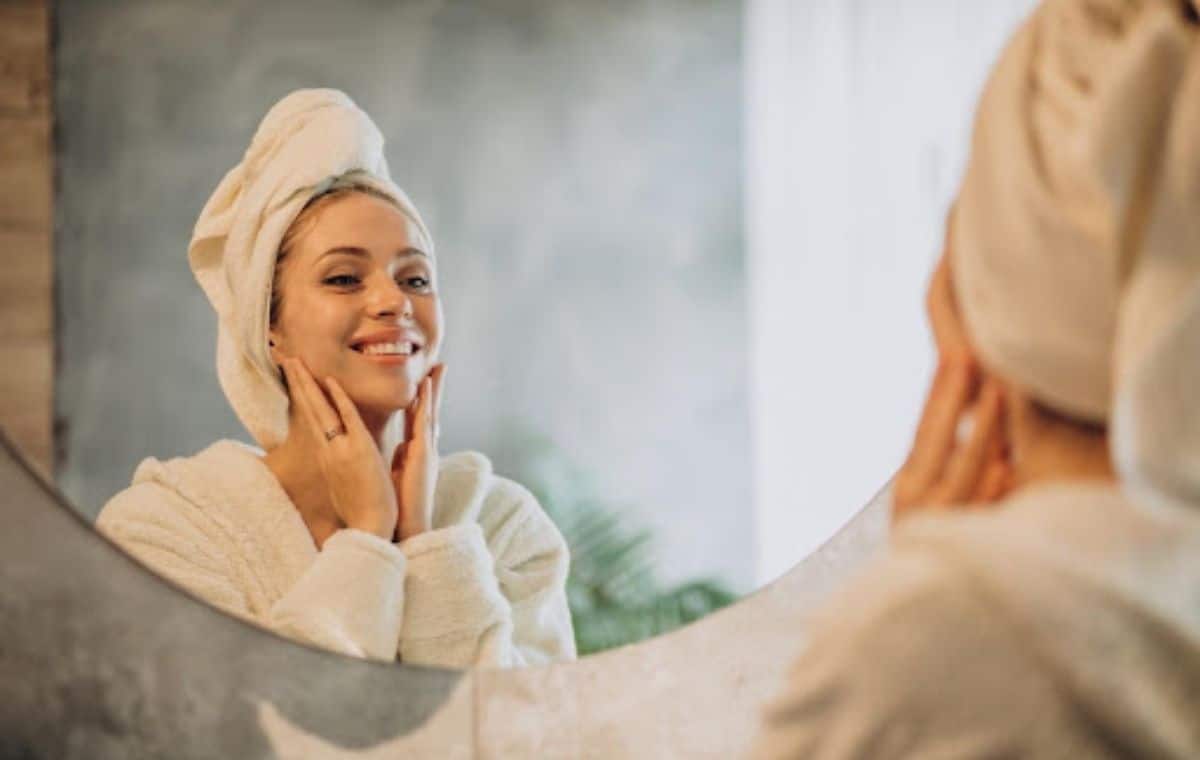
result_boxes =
[950,0,1200,512]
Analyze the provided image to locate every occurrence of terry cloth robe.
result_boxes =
[751,483,1200,759]
[95,440,576,668]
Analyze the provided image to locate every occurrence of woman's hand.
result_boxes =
[391,364,446,541]
[281,358,398,540]
[892,251,1013,521]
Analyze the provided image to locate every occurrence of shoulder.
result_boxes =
[804,544,990,661]
[814,508,1056,674]
[760,538,1061,758]
[96,439,271,542]
[434,450,568,566]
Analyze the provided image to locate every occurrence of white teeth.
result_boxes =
[359,341,414,356]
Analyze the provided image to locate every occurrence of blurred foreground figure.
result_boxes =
[754,0,1200,757]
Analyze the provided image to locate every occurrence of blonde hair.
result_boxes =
[269,176,405,326]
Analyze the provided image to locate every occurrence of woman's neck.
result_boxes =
[263,442,342,549]
[1010,397,1117,492]
[260,409,397,549]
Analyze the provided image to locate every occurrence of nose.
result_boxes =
[366,276,413,321]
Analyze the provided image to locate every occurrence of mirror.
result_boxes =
[30,0,1036,664]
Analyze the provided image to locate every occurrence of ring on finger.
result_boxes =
[324,425,346,442]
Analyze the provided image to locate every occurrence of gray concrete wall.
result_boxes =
[53,0,750,589]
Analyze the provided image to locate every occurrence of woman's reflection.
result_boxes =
[96,89,576,668]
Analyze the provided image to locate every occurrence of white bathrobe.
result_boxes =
[752,483,1200,758]
[755,0,1200,755]
[96,440,576,668]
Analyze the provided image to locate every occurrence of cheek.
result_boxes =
[417,298,444,354]
[277,293,358,359]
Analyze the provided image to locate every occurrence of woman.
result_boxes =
[754,0,1200,756]
[96,89,576,668]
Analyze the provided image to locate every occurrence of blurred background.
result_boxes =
[2,0,1034,652]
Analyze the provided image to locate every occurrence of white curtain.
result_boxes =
[746,0,1038,584]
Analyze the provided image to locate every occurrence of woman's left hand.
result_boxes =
[892,246,1013,521]
[391,364,446,541]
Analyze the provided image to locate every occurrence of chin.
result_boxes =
[348,384,416,415]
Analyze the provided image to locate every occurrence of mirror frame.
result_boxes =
[0,425,890,756]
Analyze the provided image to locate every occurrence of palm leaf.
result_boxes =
[505,427,740,655]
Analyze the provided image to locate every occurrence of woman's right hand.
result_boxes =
[281,358,398,540]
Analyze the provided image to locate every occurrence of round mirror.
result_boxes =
[15,0,1035,665]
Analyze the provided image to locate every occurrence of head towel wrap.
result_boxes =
[953,0,1200,515]
[187,89,433,449]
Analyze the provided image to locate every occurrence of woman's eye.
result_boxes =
[324,274,360,287]
[401,275,431,291]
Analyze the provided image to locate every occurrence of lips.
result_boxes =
[349,330,424,357]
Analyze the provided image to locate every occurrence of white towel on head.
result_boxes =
[952,0,1200,515]
[187,88,433,448]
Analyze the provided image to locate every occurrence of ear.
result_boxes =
[267,330,284,365]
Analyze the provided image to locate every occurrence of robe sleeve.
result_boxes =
[96,482,407,662]
[396,479,576,668]
[749,550,1070,760]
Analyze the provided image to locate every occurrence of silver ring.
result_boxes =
[324,426,345,442]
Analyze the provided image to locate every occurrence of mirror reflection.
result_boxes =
[58,0,751,663]
[33,0,1035,664]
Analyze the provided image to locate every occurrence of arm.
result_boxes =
[268,528,406,660]
[397,479,575,668]
[97,482,407,662]
[751,550,1059,759]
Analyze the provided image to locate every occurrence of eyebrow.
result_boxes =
[317,246,429,262]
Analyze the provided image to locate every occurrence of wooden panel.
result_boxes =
[0,339,52,475]
[0,0,51,476]
[0,1,49,115]
[0,229,52,340]
[0,115,51,230]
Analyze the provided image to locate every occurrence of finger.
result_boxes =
[282,360,327,447]
[324,376,371,442]
[941,379,1004,506]
[927,212,974,357]
[413,376,434,444]
[391,441,408,474]
[970,412,1011,503]
[973,460,1012,503]
[927,256,973,364]
[403,389,418,443]
[430,364,446,439]
[900,359,979,497]
[291,360,344,441]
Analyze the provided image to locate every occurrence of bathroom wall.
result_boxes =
[53,0,751,589]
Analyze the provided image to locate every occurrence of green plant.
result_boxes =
[507,429,739,656]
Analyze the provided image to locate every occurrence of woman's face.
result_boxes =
[268,192,442,423]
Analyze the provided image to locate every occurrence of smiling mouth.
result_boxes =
[351,340,421,357]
